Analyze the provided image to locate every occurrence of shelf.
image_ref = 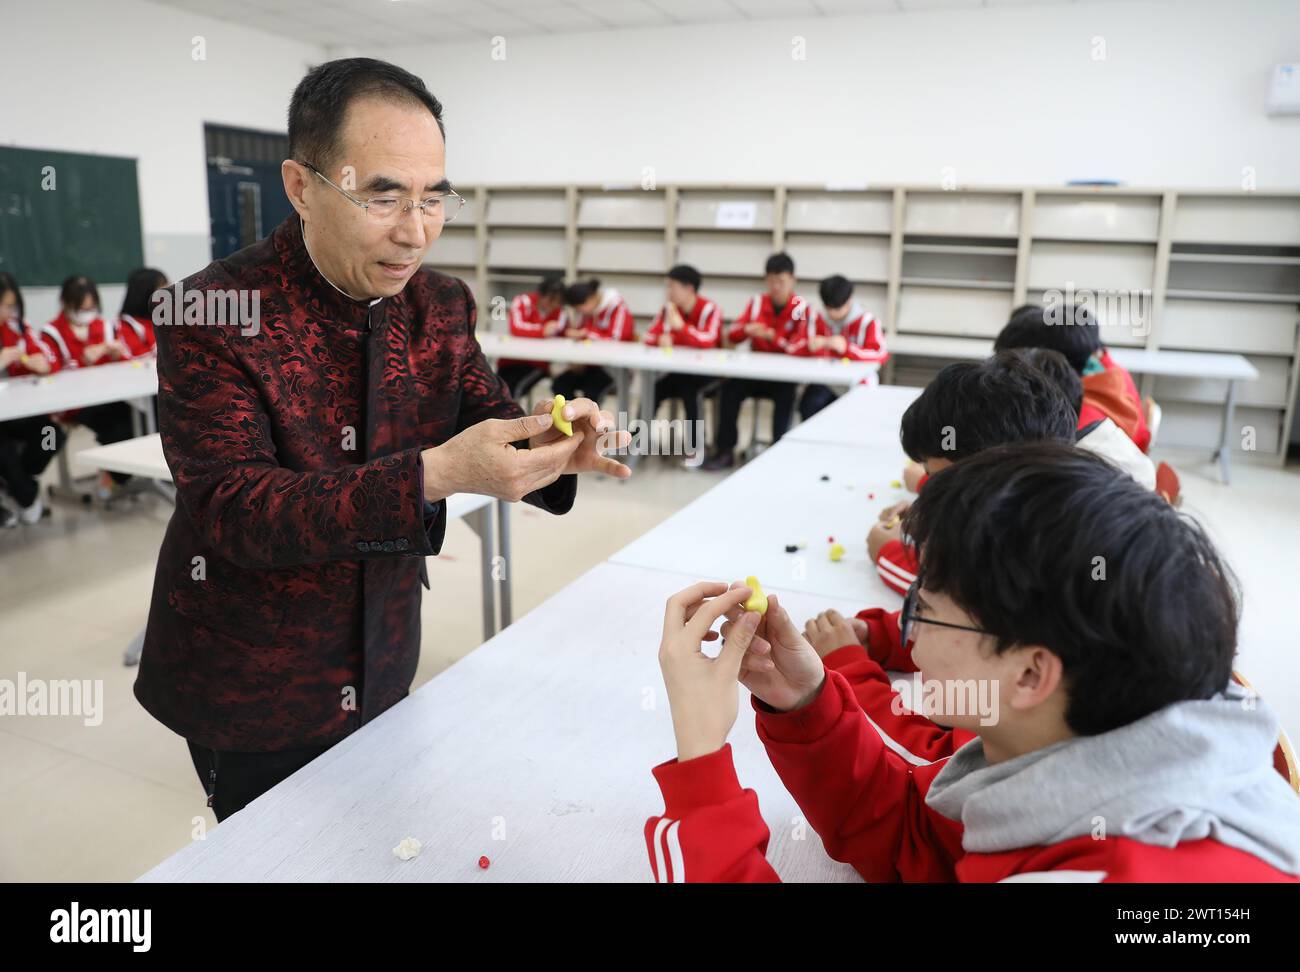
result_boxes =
[783,232,890,281]
[1159,298,1299,355]
[1170,252,1300,266]
[485,189,568,227]
[1172,196,1300,247]
[903,243,1017,256]
[903,192,1021,238]
[1028,240,1156,292]
[896,286,1013,338]
[677,190,775,231]
[1165,289,1300,304]
[1032,194,1162,243]
[901,277,1013,291]
[784,190,892,234]
[576,190,665,229]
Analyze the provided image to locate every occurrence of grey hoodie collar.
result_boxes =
[925,681,1300,874]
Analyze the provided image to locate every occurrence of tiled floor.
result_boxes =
[1,422,1297,881]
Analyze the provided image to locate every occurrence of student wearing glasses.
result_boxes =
[135,58,630,821]
[646,444,1300,882]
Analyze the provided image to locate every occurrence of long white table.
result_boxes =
[784,383,923,448]
[0,357,158,420]
[76,434,515,650]
[887,334,1259,482]
[137,561,865,883]
[478,331,881,465]
[611,438,908,605]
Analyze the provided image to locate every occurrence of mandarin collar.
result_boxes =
[272,214,389,331]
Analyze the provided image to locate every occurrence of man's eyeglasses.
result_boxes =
[299,161,465,225]
[900,581,991,646]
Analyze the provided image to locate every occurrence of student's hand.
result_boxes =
[658,334,673,349]
[107,341,129,360]
[830,335,848,355]
[867,520,900,561]
[803,609,862,660]
[0,347,20,370]
[529,395,632,480]
[666,305,685,331]
[903,462,925,493]
[719,586,825,713]
[743,322,764,339]
[83,343,108,364]
[808,335,825,353]
[25,353,51,375]
[564,327,586,340]
[542,320,565,337]
[878,499,910,523]
[659,582,759,762]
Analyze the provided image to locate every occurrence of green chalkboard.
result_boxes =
[0,145,144,287]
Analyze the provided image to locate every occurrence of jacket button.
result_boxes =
[356,541,370,553]
[381,540,395,552]
[396,538,409,551]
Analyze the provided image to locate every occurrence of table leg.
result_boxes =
[1212,379,1237,485]
[496,498,513,629]
[465,504,498,640]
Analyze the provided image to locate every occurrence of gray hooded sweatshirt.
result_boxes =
[924,680,1300,875]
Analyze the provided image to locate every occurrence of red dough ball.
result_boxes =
[478,856,490,870]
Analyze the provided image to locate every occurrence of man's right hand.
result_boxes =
[420,411,582,504]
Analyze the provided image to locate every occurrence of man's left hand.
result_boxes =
[529,396,632,479]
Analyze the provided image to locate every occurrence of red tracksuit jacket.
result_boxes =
[2,319,64,377]
[645,671,1298,883]
[642,296,722,348]
[786,305,888,363]
[725,294,811,354]
[115,314,157,357]
[1081,349,1150,453]
[502,290,561,369]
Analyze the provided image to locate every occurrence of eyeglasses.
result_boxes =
[900,581,991,647]
[299,161,465,225]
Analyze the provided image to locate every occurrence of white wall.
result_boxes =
[362,0,1300,191]
[1,0,323,323]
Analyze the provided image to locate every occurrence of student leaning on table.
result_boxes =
[647,443,1300,883]
[0,272,68,526]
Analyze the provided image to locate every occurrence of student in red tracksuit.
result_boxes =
[115,266,166,359]
[643,264,721,462]
[647,444,1300,883]
[44,275,138,497]
[994,302,1150,452]
[0,272,68,525]
[790,274,888,421]
[550,278,634,404]
[702,252,810,471]
[497,275,565,399]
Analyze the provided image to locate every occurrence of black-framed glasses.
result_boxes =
[299,161,465,225]
[900,581,991,646]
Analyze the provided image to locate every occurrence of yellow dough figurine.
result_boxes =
[829,542,845,562]
[551,394,574,437]
[743,575,768,615]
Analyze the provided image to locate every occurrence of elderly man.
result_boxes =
[135,58,629,820]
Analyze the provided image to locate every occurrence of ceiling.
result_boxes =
[146,0,1154,48]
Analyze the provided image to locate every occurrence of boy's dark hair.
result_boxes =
[1018,347,1083,417]
[994,302,1101,373]
[289,58,445,169]
[819,274,853,309]
[899,351,1077,462]
[59,275,100,314]
[903,442,1238,736]
[564,278,600,306]
[764,252,795,276]
[120,268,167,319]
[0,271,24,321]
[667,264,702,292]
[538,275,565,300]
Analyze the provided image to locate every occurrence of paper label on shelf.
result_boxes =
[715,202,758,229]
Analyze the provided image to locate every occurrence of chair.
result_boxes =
[1232,670,1300,794]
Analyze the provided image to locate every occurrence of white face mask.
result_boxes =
[73,309,97,326]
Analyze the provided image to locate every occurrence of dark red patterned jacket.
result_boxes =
[134,215,575,752]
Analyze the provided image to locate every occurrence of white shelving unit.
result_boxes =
[424,182,1300,462]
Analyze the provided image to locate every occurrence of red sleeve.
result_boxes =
[854,606,913,671]
[614,301,635,342]
[875,538,918,597]
[843,316,888,363]
[727,296,757,345]
[509,294,545,338]
[645,744,780,883]
[680,301,721,348]
[643,308,665,345]
[756,670,965,882]
[784,313,814,357]
[822,646,961,764]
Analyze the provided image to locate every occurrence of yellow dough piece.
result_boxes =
[743,575,768,615]
[551,394,573,437]
[829,543,845,562]
[890,480,902,489]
